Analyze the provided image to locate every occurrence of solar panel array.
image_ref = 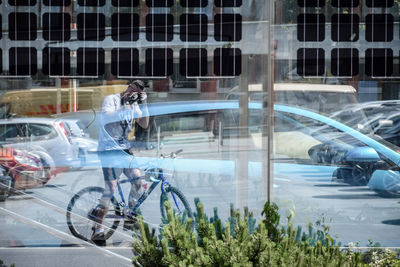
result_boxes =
[297,0,399,78]
[2,0,243,78]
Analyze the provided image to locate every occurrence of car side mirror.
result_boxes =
[345,146,380,162]
[378,119,393,129]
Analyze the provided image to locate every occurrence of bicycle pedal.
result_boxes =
[123,220,138,231]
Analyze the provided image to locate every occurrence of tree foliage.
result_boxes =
[132,201,400,266]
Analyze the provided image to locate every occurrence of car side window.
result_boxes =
[29,124,57,141]
[274,111,364,165]
[0,124,20,143]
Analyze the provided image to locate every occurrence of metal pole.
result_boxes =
[157,126,161,155]
[236,53,249,209]
[262,0,274,203]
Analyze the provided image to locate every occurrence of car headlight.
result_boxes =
[14,155,39,168]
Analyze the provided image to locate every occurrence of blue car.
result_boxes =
[65,100,400,198]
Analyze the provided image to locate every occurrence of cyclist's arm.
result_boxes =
[135,102,149,129]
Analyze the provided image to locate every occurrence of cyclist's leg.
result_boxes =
[92,166,122,239]
[124,168,144,211]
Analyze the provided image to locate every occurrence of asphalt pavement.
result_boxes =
[0,147,399,266]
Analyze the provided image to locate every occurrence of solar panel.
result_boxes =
[297,14,325,42]
[112,0,139,7]
[331,14,359,42]
[111,48,139,77]
[111,13,139,41]
[9,0,36,6]
[180,0,208,7]
[180,48,207,77]
[42,47,70,76]
[331,48,359,76]
[78,0,105,6]
[332,0,359,7]
[297,0,325,7]
[215,0,242,7]
[297,48,325,76]
[9,12,37,41]
[214,14,242,42]
[77,13,105,41]
[146,14,174,42]
[180,14,208,42]
[145,48,173,76]
[366,14,393,42]
[146,0,173,7]
[43,0,71,6]
[214,48,241,76]
[43,13,71,41]
[365,49,393,77]
[77,48,105,76]
[9,47,37,76]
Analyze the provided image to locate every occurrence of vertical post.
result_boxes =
[236,53,249,209]
[70,79,77,112]
[157,126,161,156]
[262,0,274,203]
[56,78,61,114]
[218,121,222,151]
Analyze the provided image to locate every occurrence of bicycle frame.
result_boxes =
[113,168,179,218]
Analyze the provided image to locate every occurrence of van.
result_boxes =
[227,83,358,115]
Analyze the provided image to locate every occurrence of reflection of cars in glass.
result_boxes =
[0,118,77,168]
[273,104,400,197]
[0,165,12,201]
[60,101,400,198]
[0,147,51,200]
[332,100,400,148]
[227,83,358,114]
[61,119,98,167]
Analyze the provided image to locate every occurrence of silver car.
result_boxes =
[61,119,98,167]
[0,117,77,168]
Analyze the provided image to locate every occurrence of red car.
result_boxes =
[0,147,51,199]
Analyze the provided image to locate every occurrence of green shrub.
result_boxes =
[132,201,398,266]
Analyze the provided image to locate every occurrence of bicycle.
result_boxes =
[65,149,192,242]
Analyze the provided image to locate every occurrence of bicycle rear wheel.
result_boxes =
[66,186,122,242]
[160,186,192,220]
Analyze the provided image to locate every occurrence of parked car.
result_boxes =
[0,164,12,201]
[59,100,400,198]
[0,146,51,201]
[0,117,78,169]
[61,119,98,167]
[332,100,400,148]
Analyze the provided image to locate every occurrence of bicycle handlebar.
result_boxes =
[160,149,183,159]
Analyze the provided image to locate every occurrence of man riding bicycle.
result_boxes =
[93,80,149,243]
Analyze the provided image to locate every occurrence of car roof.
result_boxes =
[144,100,400,165]
[0,117,61,124]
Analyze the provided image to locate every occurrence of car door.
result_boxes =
[273,110,364,182]
[0,123,29,150]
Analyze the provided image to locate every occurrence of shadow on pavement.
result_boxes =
[312,194,380,200]
[313,184,351,187]
[381,219,400,226]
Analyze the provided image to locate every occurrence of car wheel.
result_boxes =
[334,167,352,182]
[40,158,52,185]
[0,174,12,202]
[349,165,371,186]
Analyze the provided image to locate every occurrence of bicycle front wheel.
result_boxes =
[160,186,192,220]
[66,186,122,242]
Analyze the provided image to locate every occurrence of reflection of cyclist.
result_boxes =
[92,80,149,243]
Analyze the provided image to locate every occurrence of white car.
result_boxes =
[61,119,98,167]
[0,117,78,168]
